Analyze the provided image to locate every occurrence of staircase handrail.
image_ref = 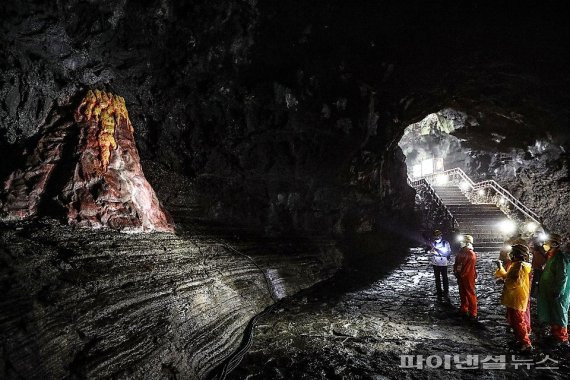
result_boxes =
[473,180,541,223]
[407,175,459,229]
[412,168,541,226]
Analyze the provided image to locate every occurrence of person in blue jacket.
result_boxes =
[430,230,452,298]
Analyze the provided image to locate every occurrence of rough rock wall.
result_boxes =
[0,220,341,379]
[0,0,416,237]
[2,2,569,237]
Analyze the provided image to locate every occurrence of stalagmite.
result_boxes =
[1,90,174,232]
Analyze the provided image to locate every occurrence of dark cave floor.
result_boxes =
[2,211,570,379]
[229,241,570,380]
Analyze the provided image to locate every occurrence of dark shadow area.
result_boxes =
[270,231,416,307]
[36,120,78,220]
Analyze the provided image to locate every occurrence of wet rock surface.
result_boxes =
[230,239,570,379]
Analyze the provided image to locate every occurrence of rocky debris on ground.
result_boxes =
[230,244,570,379]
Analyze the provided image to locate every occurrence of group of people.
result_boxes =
[428,229,570,352]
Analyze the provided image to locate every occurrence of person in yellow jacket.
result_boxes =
[495,244,533,352]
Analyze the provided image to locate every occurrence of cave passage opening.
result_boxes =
[398,108,546,243]
[398,108,471,181]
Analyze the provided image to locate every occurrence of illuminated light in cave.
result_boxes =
[434,158,444,172]
[421,158,434,176]
[539,232,549,242]
[412,164,422,178]
[75,89,133,172]
[498,197,507,205]
[411,157,446,178]
[459,181,471,191]
[477,189,486,196]
[526,222,538,233]
[435,174,449,186]
[497,219,517,235]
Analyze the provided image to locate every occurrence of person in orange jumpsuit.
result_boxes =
[453,234,478,320]
[495,244,533,352]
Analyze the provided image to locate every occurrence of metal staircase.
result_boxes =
[409,168,542,255]
[431,185,507,253]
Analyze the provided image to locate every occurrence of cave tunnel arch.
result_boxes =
[2,1,570,379]
[395,94,570,242]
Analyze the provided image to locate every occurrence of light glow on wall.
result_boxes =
[526,222,538,233]
[421,158,434,176]
[497,219,517,235]
[413,164,422,178]
[410,157,445,178]
[435,174,449,185]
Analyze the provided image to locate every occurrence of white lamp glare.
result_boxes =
[497,219,517,235]
[435,174,449,185]
[526,222,538,233]
[478,189,485,196]
[459,181,470,192]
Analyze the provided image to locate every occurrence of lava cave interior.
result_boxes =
[1,1,570,379]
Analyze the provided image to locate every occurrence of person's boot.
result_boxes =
[469,315,485,329]
[458,310,469,319]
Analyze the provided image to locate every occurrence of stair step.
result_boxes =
[425,176,534,247]
[448,205,501,209]
[460,226,510,229]
[448,206,503,209]
[452,211,505,215]
[457,216,504,220]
